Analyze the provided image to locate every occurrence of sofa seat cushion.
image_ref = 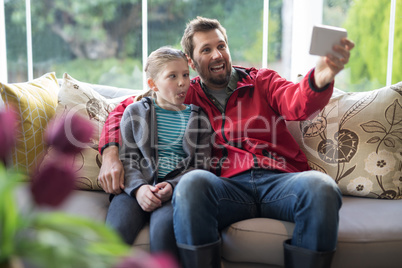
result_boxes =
[221,218,293,266]
[220,196,402,267]
[332,197,402,268]
[16,184,111,221]
[338,196,402,242]
[55,189,111,221]
[16,184,402,267]
[133,225,151,252]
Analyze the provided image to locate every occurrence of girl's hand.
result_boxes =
[152,182,173,203]
[135,185,162,212]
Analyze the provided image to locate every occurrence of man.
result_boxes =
[98,17,354,268]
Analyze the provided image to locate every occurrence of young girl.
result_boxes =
[105,46,212,260]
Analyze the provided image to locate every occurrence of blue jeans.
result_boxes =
[172,169,342,252]
[106,192,179,259]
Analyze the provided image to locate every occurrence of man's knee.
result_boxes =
[311,171,342,210]
[300,171,342,204]
[175,170,216,196]
[173,169,218,208]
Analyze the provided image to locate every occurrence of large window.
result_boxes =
[322,0,400,91]
[1,0,400,92]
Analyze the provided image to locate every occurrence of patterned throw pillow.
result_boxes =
[0,73,59,173]
[52,73,133,190]
[287,82,402,199]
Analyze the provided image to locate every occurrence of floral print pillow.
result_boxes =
[44,73,132,191]
[287,82,402,199]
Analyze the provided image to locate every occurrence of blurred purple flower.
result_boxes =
[30,154,76,207]
[114,252,179,268]
[45,113,94,155]
[0,108,17,165]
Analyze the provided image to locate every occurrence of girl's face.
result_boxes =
[149,59,190,111]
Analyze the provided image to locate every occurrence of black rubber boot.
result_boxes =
[177,240,221,268]
[283,239,335,268]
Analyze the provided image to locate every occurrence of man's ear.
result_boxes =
[187,56,196,71]
[147,78,158,91]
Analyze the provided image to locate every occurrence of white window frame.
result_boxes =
[25,0,33,81]
[289,0,323,81]
[0,0,7,83]
[387,0,396,86]
[142,0,148,89]
[262,0,269,69]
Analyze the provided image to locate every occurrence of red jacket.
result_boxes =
[99,66,333,178]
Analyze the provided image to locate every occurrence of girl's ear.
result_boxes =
[147,78,158,92]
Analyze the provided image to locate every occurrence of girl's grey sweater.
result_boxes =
[119,97,212,197]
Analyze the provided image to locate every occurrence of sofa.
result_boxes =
[2,72,402,268]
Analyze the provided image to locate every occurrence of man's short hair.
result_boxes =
[181,16,228,60]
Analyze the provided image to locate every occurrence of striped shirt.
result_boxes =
[154,100,191,178]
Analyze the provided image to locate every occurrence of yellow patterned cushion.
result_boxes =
[0,73,59,173]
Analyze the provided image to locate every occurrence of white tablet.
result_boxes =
[309,25,347,57]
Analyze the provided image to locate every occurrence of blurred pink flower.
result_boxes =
[0,108,17,165]
[45,113,94,155]
[30,154,76,207]
[114,251,179,268]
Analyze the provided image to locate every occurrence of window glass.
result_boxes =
[147,0,270,78]
[6,0,143,88]
[4,0,398,91]
[322,0,355,91]
[324,0,399,92]
[5,0,28,82]
[267,0,283,73]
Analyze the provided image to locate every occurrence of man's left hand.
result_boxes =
[314,38,355,88]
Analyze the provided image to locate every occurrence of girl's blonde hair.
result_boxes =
[134,46,188,102]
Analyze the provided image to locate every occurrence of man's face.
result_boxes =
[189,29,232,90]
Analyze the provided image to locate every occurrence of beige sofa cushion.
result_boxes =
[50,73,133,190]
[17,183,402,268]
[222,218,293,266]
[16,184,111,221]
[220,197,402,268]
[333,197,402,268]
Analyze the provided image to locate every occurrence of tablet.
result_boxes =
[309,25,347,57]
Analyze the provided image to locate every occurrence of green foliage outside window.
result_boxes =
[4,0,400,91]
[343,0,401,91]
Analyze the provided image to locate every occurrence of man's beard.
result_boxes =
[193,60,231,88]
